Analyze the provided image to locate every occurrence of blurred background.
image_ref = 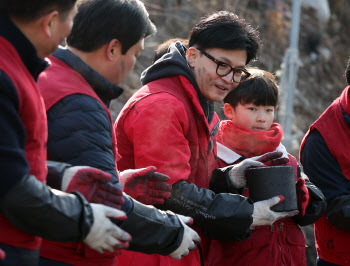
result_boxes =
[109,1,350,265]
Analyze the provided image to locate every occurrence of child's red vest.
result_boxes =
[0,37,48,250]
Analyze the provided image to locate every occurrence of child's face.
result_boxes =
[224,102,275,132]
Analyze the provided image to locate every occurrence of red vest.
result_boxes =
[0,37,48,250]
[300,86,350,265]
[115,76,218,266]
[38,56,119,266]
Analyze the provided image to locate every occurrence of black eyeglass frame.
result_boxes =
[197,48,251,83]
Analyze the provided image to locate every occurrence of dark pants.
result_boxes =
[317,257,342,266]
[0,243,40,266]
[39,257,72,266]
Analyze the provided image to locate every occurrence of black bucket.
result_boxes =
[245,165,297,212]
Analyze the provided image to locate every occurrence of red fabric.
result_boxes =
[0,37,47,250]
[67,168,124,209]
[122,166,172,205]
[207,121,306,266]
[0,248,5,261]
[115,75,219,266]
[296,178,310,216]
[38,56,120,266]
[217,121,282,158]
[300,86,350,265]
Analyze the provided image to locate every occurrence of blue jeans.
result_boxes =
[0,243,40,266]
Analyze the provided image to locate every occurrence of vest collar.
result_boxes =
[52,47,124,106]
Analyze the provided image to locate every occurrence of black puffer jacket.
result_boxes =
[46,48,121,184]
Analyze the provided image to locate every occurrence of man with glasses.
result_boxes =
[114,11,297,266]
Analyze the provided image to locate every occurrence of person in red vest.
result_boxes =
[114,12,302,266]
[38,1,200,265]
[208,68,326,266]
[300,57,350,266]
[0,0,134,265]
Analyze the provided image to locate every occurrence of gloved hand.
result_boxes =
[228,151,288,189]
[0,248,5,261]
[296,177,310,216]
[260,151,290,166]
[83,204,131,253]
[62,166,124,209]
[120,166,172,205]
[251,196,299,228]
[169,215,201,260]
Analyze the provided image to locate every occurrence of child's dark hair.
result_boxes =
[224,68,279,108]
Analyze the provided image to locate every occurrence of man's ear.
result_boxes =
[186,47,199,67]
[224,103,235,120]
[106,39,122,61]
[41,10,59,38]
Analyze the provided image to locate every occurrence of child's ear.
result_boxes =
[224,103,235,120]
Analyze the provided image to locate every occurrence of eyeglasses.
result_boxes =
[198,48,251,83]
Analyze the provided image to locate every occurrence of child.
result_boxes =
[207,68,326,266]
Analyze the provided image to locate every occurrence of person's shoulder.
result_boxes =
[303,129,325,149]
[135,90,185,111]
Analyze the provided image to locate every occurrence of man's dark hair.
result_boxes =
[0,0,76,21]
[346,57,350,85]
[224,68,279,108]
[67,0,156,54]
[189,11,261,64]
[153,38,188,63]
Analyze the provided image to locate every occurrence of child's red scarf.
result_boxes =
[217,121,283,158]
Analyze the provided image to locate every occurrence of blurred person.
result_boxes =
[300,57,350,266]
[115,11,298,266]
[0,0,132,265]
[38,1,200,265]
[153,38,188,63]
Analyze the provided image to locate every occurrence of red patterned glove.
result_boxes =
[256,151,290,166]
[296,178,310,216]
[120,166,172,205]
[62,166,124,209]
[0,248,5,261]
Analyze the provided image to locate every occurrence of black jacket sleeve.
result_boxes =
[160,180,254,241]
[210,165,246,194]
[0,174,93,242]
[115,194,183,255]
[0,71,30,197]
[325,195,350,232]
[46,160,72,189]
[292,170,327,226]
[301,129,350,231]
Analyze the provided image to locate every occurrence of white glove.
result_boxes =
[228,151,287,189]
[169,215,201,260]
[228,157,264,189]
[83,204,131,253]
[251,196,299,228]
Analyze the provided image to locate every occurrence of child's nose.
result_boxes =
[257,113,266,122]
